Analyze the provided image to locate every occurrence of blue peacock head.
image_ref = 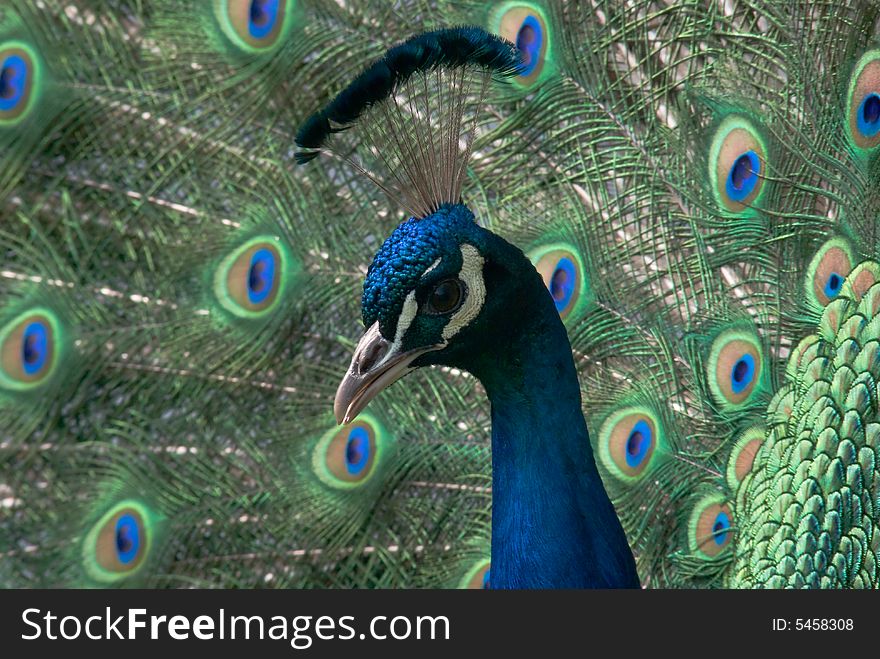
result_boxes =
[293,28,528,424]
[333,203,534,424]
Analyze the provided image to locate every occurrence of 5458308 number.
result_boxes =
[796,618,852,631]
[772,618,854,631]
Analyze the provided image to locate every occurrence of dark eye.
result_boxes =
[428,279,464,314]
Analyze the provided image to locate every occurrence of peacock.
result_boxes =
[1,0,879,590]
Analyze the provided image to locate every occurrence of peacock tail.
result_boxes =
[1,0,879,589]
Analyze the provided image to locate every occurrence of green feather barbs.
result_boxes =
[846,50,880,151]
[214,0,295,53]
[490,2,552,87]
[0,308,59,391]
[708,116,767,213]
[0,40,39,126]
[597,407,661,482]
[83,501,153,584]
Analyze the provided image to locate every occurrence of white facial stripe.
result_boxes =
[360,290,419,375]
[423,258,442,277]
[393,290,418,347]
[443,244,485,341]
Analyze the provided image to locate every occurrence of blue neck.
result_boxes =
[469,268,639,589]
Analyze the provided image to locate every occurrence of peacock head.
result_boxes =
[335,202,540,424]
[295,28,530,424]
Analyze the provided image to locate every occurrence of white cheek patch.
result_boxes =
[393,290,418,346]
[443,244,486,341]
[362,290,418,375]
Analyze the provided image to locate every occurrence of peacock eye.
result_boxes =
[688,497,734,558]
[213,237,290,318]
[847,50,880,150]
[492,3,551,87]
[313,416,389,489]
[85,501,153,582]
[0,309,59,391]
[806,238,854,308]
[0,42,38,125]
[709,116,767,213]
[216,0,292,52]
[598,407,660,481]
[427,278,464,314]
[707,328,764,407]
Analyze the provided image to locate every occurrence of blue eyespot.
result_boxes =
[345,426,371,476]
[87,502,153,582]
[115,513,141,565]
[494,5,551,86]
[482,569,491,589]
[729,353,755,394]
[247,248,276,304]
[516,15,543,77]
[712,511,730,546]
[600,409,660,480]
[0,54,28,112]
[1,311,59,390]
[533,247,586,321]
[624,419,652,468]
[315,417,386,488]
[215,0,291,52]
[725,150,760,202]
[690,498,733,557]
[857,92,880,138]
[215,239,288,318]
[823,272,843,300]
[21,321,48,375]
[248,0,280,39]
[549,257,576,312]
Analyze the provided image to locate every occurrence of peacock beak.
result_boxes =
[334,321,442,425]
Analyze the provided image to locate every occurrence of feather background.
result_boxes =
[2,0,879,588]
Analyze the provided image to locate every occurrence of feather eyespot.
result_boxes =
[214,237,288,318]
[215,0,293,52]
[598,407,661,481]
[688,496,733,558]
[709,116,767,213]
[847,50,880,150]
[531,245,589,321]
[313,415,389,489]
[0,309,59,391]
[0,42,38,124]
[84,501,153,583]
[343,426,371,476]
[460,560,491,589]
[805,238,854,309]
[707,329,763,407]
[726,427,764,489]
[491,2,551,86]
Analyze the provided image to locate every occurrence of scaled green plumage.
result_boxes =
[1,0,879,588]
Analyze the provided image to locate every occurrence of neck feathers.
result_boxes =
[470,253,639,589]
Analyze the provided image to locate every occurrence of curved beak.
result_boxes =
[334,321,443,425]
